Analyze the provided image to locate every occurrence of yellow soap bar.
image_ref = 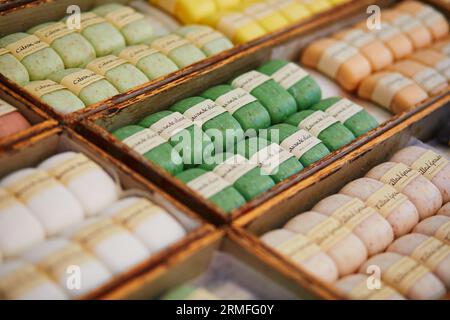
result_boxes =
[300,0,331,13]
[241,1,290,33]
[265,0,312,23]
[150,0,217,24]
[214,0,240,10]
[327,0,349,5]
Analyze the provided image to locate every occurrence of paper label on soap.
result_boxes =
[232,71,271,93]
[150,112,193,140]
[416,7,442,27]
[317,42,358,78]
[215,88,257,115]
[250,143,294,175]
[383,257,429,295]
[435,222,450,245]
[218,14,253,39]
[326,98,363,123]
[342,29,375,48]
[306,218,351,251]
[151,34,189,55]
[105,7,144,29]
[281,129,321,160]
[331,198,374,229]
[73,219,123,248]
[374,23,400,41]
[33,22,75,44]
[183,100,226,126]
[185,29,223,48]
[299,111,339,137]
[213,154,256,184]
[276,233,321,263]
[349,281,398,300]
[413,68,446,93]
[38,244,91,279]
[411,237,450,270]
[119,45,159,65]
[366,185,408,218]
[0,48,9,56]
[122,129,166,155]
[392,14,422,32]
[25,80,65,98]
[411,150,449,181]
[0,264,49,300]
[271,63,309,89]
[78,12,106,31]
[112,198,161,229]
[5,35,49,61]
[187,172,231,199]
[7,171,59,203]
[371,73,412,109]
[154,0,177,13]
[0,99,17,117]
[61,69,105,95]
[380,163,420,192]
[48,153,100,185]
[87,55,127,76]
[0,188,17,211]
[245,3,274,19]
[435,58,450,79]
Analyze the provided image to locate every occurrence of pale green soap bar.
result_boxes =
[0,51,29,85]
[0,33,64,81]
[92,4,154,45]
[176,25,233,57]
[48,68,119,106]
[28,22,96,68]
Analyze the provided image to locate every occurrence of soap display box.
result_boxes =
[0,126,214,299]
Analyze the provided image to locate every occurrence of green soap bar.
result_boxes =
[115,45,179,80]
[138,110,213,168]
[92,4,154,45]
[48,68,119,106]
[199,152,275,201]
[28,22,96,68]
[0,33,64,81]
[236,137,303,183]
[63,12,126,57]
[230,70,297,124]
[267,123,330,167]
[147,34,206,68]
[202,84,271,132]
[311,97,379,137]
[176,168,246,213]
[170,96,243,153]
[0,51,29,85]
[258,60,321,110]
[176,25,233,56]
[113,125,184,175]
[285,110,356,151]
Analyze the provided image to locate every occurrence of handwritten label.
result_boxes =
[122,129,166,155]
[105,7,144,29]
[119,45,159,65]
[306,218,351,251]
[187,172,231,199]
[25,80,65,98]
[151,34,189,55]
[87,55,127,76]
[213,154,256,184]
[299,111,338,137]
[61,69,105,95]
[215,88,257,115]
[326,98,363,123]
[366,185,408,218]
[250,143,294,175]
[183,100,226,126]
[280,129,321,160]
[33,22,75,44]
[232,71,271,93]
[150,112,193,140]
[271,63,309,89]
[5,35,49,61]
[380,163,420,192]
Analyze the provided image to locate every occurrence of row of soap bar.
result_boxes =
[261,145,450,299]
[0,98,31,139]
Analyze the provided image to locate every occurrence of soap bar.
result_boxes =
[340,177,419,237]
[175,168,246,213]
[24,80,85,114]
[139,110,213,167]
[93,4,154,45]
[439,203,450,217]
[149,34,207,68]
[176,25,233,56]
[333,28,393,71]
[258,60,321,110]
[22,239,112,297]
[28,22,96,68]
[0,188,45,258]
[285,110,355,151]
[265,0,312,23]
[409,49,450,81]
[267,123,330,167]
[0,99,31,138]
[38,152,119,216]
[261,229,339,283]
[202,84,271,131]
[0,33,64,81]
[66,12,126,56]
[414,215,450,245]
[48,68,119,106]
[301,38,372,91]
[214,0,240,10]
[112,125,184,175]
[170,96,243,152]
[0,48,29,85]
[300,0,331,14]
[431,38,450,56]
[199,153,275,200]
[311,97,378,137]
[241,2,289,33]
[358,71,428,114]
[284,211,368,276]
[101,197,186,254]
[231,70,297,123]
[117,45,179,79]
[150,0,217,24]
[387,60,447,96]
[236,137,303,183]
[336,274,405,300]
[1,168,85,236]
[359,252,445,300]
[63,217,149,275]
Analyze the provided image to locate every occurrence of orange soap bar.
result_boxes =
[409,49,450,81]
[0,100,30,138]
[431,37,450,56]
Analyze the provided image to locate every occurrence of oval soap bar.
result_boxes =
[0,48,30,85]
[414,215,450,245]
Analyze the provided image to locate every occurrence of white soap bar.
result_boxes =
[414,215,450,245]
[39,152,119,216]
[335,274,405,300]
[0,168,84,236]
[439,203,450,217]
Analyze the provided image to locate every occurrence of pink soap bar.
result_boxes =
[0,111,31,138]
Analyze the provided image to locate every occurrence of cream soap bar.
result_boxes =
[336,274,405,300]
[414,215,450,245]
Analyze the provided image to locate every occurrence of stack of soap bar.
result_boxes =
[24,80,85,114]
[241,1,289,33]
[335,274,405,300]
[28,22,96,68]
[112,125,184,175]
[176,25,233,56]
[265,0,311,23]
[311,97,379,137]
[0,47,30,85]
[409,49,450,81]
[176,168,246,213]
[49,68,119,106]
[150,0,217,24]
[117,45,179,79]
[0,33,64,81]
[0,99,31,138]
[86,55,148,93]
[258,60,321,110]
[285,110,355,151]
